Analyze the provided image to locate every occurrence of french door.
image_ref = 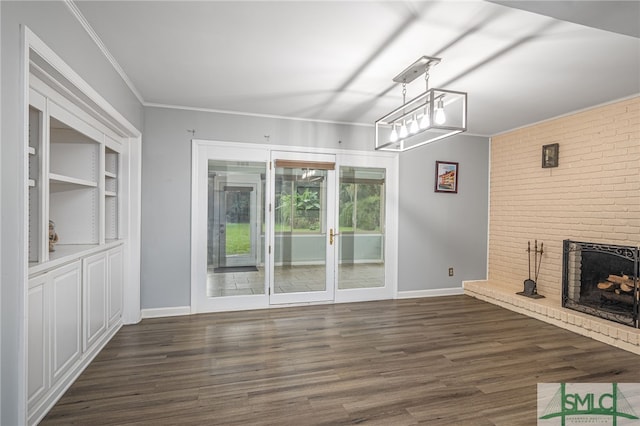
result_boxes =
[191,141,396,314]
[268,151,336,304]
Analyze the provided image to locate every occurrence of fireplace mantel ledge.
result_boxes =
[463,279,640,355]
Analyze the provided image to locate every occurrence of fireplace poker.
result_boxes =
[535,241,544,282]
[517,240,544,299]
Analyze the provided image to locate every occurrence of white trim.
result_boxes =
[63,1,145,105]
[26,28,140,138]
[146,102,373,128]
[486,137,491,280]
[396,287,464,299]
[121,135,142,325]
[190,139,399,314]
[492,93,640,137]
[141,306,191,319]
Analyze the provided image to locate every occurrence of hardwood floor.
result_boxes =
[41,296,640,425]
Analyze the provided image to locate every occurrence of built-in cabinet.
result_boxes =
[26,73,126,425]
[28,78,122,265]
[27,246,123,423]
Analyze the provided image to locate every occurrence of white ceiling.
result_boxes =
[74,0,640,136]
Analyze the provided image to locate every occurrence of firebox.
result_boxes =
[562,240,639,328]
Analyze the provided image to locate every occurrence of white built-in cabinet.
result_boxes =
[26,74,126,425]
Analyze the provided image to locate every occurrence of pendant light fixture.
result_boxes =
[375,56,467,152]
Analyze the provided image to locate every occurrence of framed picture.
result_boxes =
[435,161,459,193]
[542,143,559,168]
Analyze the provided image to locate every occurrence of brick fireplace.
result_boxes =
[562,240,638,328]
[465,95,640,354]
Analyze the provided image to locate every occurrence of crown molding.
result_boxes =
[144,102,375,128]
[64,0,145,105]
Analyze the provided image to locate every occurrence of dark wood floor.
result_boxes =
[42,296,640,425]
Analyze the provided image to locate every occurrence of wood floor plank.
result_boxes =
[41,296,640,425]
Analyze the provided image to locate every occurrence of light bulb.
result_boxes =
[399,121,409,138]
[434,99,446,125]
[389,125,399,143]
[409,116,419,134]
[419,110,430,129]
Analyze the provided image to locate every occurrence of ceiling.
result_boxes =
[74,1,640,136]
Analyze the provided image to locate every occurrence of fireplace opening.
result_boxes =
[562,240,639,328]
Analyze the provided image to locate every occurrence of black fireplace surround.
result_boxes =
[562,240,639,328]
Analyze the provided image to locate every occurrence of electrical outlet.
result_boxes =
[448,267,454,276]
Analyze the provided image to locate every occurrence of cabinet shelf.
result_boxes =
[28,179,36,188]
[49,173,97,190]
[105,191,117,197]
[28,146,36,155]
[105,171,116,179]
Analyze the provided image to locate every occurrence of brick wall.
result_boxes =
[488,97,640,302]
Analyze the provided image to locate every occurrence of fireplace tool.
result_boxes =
[517,240,545,299]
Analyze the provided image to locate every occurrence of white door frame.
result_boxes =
[190,140,398,314]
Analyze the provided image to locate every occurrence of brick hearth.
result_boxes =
[464,280,640,355]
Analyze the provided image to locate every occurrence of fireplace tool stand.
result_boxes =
[517,240,545,299]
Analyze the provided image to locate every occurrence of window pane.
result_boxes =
[274,179,293,233]
[355,183,381,232]
[338,166,385,289]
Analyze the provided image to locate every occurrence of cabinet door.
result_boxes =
[27,274,49,408]
[108,246,124,326]
[83,252,108,351]
[51,261,82,382]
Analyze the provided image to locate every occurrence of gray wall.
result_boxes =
[142,107,490,309]
[398,134,490,291]
[141,107,374,309]
[1,2,143,423]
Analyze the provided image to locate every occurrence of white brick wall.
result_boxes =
[488,97,640,303]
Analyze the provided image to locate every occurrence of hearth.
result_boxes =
[562,240,639,328]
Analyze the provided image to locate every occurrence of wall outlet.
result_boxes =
[448,267,454,276]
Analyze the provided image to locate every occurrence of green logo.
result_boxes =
[539,383,639,425]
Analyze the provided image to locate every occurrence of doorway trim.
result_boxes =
[190,139,398,314]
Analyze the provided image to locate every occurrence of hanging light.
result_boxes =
[399,120,408,138]
[409,115,420,134]
[375,56,467,152]
[419,70,430,130]
[419,108,430,130]
[434,98,446,125]
[389,123,399,143]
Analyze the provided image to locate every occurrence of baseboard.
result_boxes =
[396,287,464,299]
[141,306,191,318]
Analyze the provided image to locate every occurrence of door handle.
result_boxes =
[329,228,339,245]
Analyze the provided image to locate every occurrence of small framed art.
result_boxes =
[542,143,559,168]
[435,161,459,193]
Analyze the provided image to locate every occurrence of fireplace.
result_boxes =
[562,240,639,328]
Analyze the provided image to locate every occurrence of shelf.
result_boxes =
[28,241,124,276]
[105,171,117,179]
[105,191,117,197]
[50,173,97,190]
[28,179,36,188]
[28,146,36,155]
